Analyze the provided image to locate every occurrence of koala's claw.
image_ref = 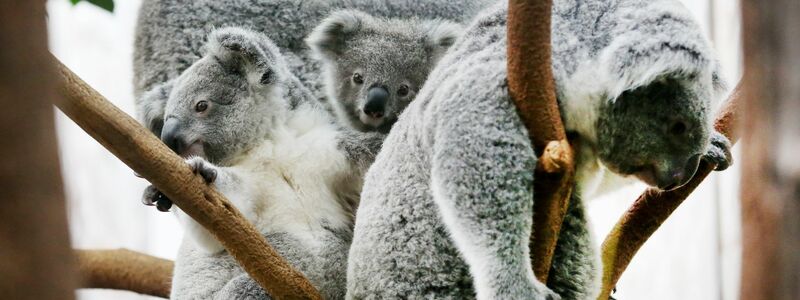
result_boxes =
[142,185,173,212]
[703,131,733,171]
[187,157,217,184]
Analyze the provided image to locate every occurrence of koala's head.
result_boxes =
[306,10,461,133]
[139,27,288,165]
[595,74,718,191]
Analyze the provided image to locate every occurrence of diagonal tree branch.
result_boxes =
[597,85,742,300]
[76,249,173,298]
[507,0,577,283]
[54,58,321,300]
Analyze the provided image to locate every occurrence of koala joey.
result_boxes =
[306,10,462,133]
[136,27,383,299]
[347,0,732,299]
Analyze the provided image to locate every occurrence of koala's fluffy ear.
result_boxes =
[422,20,462,59]
[137,80,174,137]
[306,10,371,59]
[207,27,279,86]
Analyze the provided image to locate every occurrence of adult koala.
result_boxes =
[347,0,732,299]
[138,27,383,299]
[135,0,493,135]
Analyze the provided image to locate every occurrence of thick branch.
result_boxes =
[54,59,321,300]
[0,2,77,299]
[739,0,800,298]
[597,86,742,300]
[507,0,576,282]
[76,249,173,298]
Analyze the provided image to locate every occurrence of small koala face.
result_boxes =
[158,27,286,164]
[307,10,461,133]
[596,76,712,191]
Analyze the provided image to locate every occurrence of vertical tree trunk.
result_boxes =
[0,1,77,299]
[740,0,800,299]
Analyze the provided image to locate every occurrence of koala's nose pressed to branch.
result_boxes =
[364,86,389,118]
[160,118,187,154]
[647,154,702,191]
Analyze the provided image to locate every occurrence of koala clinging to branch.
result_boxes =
[306,10,462,133]
[348,0,732,299]
[137,27,383,299]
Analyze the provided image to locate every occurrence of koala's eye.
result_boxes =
[195,100,209,113]
[669,120,687,136]
[397,84,410,97]
[352,73,364,85]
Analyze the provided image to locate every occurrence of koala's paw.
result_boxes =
[703,131,733,171]
[186,157,217,184]
[141,185,173,212]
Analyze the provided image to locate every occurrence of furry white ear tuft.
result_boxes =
[306,10,371,58]
[424,20,462,49]
[207,27,280,86]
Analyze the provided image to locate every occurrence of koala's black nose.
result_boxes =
[364,86,389,119]
[161,118,187,154]
[655,154,702,191]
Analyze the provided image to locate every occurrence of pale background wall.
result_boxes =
[45,0,742,299]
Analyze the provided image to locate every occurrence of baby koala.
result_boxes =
[306,10,462,133]
[137,27,383,299]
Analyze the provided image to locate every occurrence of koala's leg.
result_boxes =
[547,192,601,300]
[428,90,558,300]
[214,273,271,300]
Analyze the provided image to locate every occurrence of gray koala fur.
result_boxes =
[305,10,462,133]
[347,0,731,299]
[138,27,384,299]
[135,0,494,137]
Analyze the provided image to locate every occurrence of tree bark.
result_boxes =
[740,0,800,299]
[597,87,743,300]
[507,0,576,283]
[76,249,173,298]
[0,1,77,299]
[54,60,321,300]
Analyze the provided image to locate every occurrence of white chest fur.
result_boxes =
[220,107,357,249]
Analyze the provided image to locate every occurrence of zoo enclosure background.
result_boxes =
[46,0,743,299]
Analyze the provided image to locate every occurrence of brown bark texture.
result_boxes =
[54,60,321,300]
[76,249,173,298]
[507,0,577,283]
[597,87,743,300]
[740,0,800,299]
[0,2,78,299]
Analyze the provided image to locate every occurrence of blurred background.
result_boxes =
[46,0,743,299]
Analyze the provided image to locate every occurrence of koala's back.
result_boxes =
[134,0,495,99]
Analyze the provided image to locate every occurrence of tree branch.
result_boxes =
[739,0,800,298]
[76,249,173,298]
[507,0,576,283]
[597,85,742,300]
[0,2,77,299]
[53,59,321,300]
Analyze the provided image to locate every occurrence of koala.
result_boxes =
[137,27,384,299]
[134,0,495,132]
[306,10,462,133]
[347,0,732,299]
